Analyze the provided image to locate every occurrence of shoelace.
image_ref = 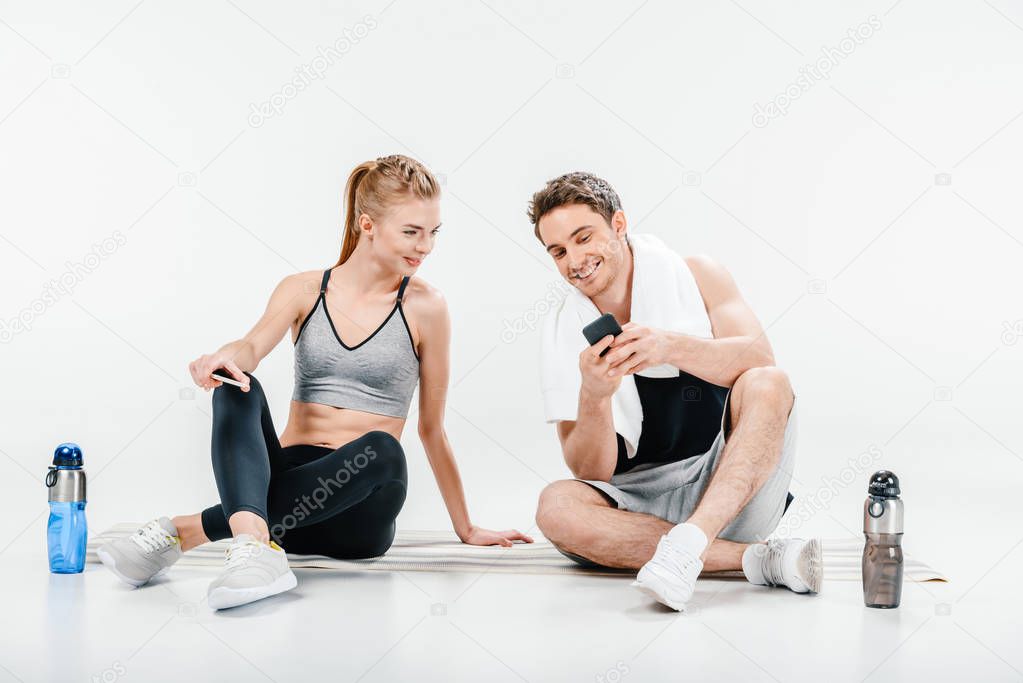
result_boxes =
[760,540,787,586]
[130,521,176,554]
[652,536,702,575]
[224,541,264,570]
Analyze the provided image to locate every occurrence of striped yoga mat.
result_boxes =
[86,523,947,582]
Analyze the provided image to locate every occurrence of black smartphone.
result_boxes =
[582,313,623,357]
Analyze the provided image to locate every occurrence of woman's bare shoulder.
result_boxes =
[403,276,448,321]
[276,269,326,295]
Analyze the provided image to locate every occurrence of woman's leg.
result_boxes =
[273,476,407,559]
[195,378,406,551]
[264,430,407,543]
[170,513,211,552]
[198,372,285,545]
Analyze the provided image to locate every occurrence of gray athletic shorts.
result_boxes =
[575,385,798,546]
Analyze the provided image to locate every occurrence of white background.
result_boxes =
[1,1,1022,676]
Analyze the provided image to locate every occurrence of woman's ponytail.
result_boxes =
[337,161,376,266]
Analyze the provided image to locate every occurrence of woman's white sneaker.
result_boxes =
[206,534,298,610]
[97,517,182,587]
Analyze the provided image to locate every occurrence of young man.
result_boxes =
[530,172,821,612]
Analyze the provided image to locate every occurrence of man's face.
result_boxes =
[538,203,627,297]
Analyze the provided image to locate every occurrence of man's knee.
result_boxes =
[535,480,599,546]
[733,366,794,417]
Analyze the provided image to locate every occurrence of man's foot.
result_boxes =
[742,537,823,594]
[632,523,707,612]
[97,517,182,587]
[206,534,297,610]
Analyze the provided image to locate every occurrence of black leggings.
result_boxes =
[199,372,407,559]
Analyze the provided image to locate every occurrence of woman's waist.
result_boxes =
[281,400,404,449]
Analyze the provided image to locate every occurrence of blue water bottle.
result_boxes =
[46,442,88,573]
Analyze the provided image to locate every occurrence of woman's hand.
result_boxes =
[459,525,534,548]
[188,353,250,392]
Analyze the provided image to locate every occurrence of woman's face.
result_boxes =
[362,197,442,275]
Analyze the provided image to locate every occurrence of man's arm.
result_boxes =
[555,335,621,482]
[671,254,775,386]
[604,254,775,388]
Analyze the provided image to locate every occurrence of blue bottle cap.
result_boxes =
[52,443,83,467]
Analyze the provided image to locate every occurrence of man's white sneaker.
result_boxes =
[206,534,297,610]
[632,524,707,612]
[742,537,823,594]
[97,517,182,587]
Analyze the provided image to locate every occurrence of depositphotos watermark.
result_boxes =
[248,15,378,128]
[501,236,633,344]
[500,279,573,344]
[0,230,127,344]
[1001,319,1023,345]
[90,661,126,683]
[269,444,378,539]
[767,444,884,540]
[752,15,882,128]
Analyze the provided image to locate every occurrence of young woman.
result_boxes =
[98,154,533,609]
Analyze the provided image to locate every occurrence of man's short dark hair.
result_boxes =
[527,172,623,243]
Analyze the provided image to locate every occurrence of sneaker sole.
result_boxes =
[632,565,693,612]
[207,570,298,610]
[632,579,689,612]
[796,537,823,594]
[96,547,164,588]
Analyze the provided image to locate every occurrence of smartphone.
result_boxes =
[210,371,246,388]
[582,313,623,357]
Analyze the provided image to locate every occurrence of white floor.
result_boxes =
[2,513,1021,683]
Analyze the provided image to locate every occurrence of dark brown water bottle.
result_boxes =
[862,470,904,608]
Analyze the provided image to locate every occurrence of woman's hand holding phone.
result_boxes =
[188,354,250,392]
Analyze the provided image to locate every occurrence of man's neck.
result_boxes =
[589,239,634,324]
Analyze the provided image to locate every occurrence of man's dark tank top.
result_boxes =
[614,371,729,475]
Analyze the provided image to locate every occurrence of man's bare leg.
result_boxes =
[631,366,819,605]
[535,480,748,571]
[685,366,795,553]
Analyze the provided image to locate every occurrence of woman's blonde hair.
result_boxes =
[334,154,440,266]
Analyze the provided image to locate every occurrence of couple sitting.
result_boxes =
[98,155,820,612]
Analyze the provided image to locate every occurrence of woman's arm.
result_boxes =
[413,284,533,547]
[189,272,311,390]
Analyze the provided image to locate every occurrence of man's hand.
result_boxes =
[580,334,622,398]
[605,322,672,377]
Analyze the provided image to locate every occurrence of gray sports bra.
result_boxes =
[292,269,420,418]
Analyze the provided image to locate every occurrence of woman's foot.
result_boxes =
[97,517,183,587]
[206,534,297,610]
[170,513,211,552]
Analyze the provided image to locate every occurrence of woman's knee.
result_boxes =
[357,431,407,480]
[347,522,397,559]
[211,372,263,410]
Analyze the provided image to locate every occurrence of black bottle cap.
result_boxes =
[868,470,900,498]
[52,443,82,467]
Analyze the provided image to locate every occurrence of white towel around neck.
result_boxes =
[539,232,713,459]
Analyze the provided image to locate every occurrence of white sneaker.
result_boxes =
[97,517,182,587]
[743,537,823,594]
[632,532,705,612]
[206,534,297,610]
